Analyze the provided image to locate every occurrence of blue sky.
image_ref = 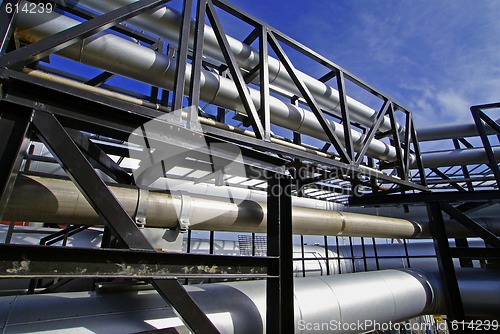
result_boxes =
[225,0,500,129]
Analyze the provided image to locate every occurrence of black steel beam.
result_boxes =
[440,202,500,247]
[266,172,294,334]
[151,280,220,334]
[85,71,115,87]
[66,128,134,184]
[430,168,466,192]
[0,103,32,220]
[450,247,500,260]
[0,243,273,278]
[426,202,465,321]
[0,0,171,69]
[454,238,473,268]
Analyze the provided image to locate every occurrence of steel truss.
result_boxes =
[0,0,497,331]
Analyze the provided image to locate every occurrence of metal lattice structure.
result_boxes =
[0,0,499,333]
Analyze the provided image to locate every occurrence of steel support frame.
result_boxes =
[27,110,221,334]
[0,243,272,279]
[471,103,500,186]
[184,0,426,191]
[267,172,294,334]
[1,68,426,193]
[426,202,465,321]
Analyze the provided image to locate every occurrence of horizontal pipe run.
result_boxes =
[1,268,499,333]
[77,0,403,135]
[417,146,500,168]
[7,174,500,239]
[3,174,422,238]
[15,10,405,162]
[25,69,500,171]
[417,119,500,142]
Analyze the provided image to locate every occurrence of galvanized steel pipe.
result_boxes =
[1,268,499,333]
[3,174,422,238]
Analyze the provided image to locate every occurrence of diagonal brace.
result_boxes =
[440,202,500,247]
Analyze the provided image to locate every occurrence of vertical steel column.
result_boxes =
[0,104,32,220]
[426,201,464,321]
[267,172,294,334]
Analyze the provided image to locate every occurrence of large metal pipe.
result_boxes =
[1,268,499,333]
[6,174,500,239]
[77,0,402,135]
[3,174,422,238]
[417,119,500,142]
[15,10,404,162]
[418,146,500,168]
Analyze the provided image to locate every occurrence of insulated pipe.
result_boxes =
[1,269,499,333]
[417,146,500,168]
[3,174,422,238]
[417,119,500,142]
[77,0,402,135]
[15,10,405,162]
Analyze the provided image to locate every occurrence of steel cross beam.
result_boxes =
[0,243,272,279]
[0,0,172,69]
[30,110,221,334]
